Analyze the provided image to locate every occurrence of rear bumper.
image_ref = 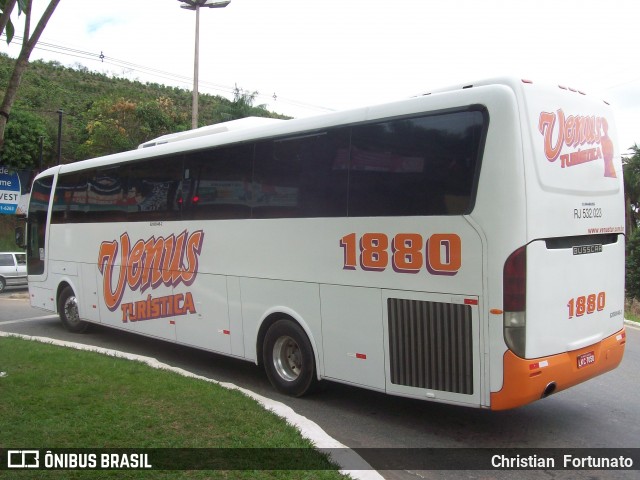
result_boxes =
[490,327,626,410]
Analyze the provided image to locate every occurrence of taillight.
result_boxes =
[503,246,526,357]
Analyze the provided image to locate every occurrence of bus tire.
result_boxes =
[59,286,89,333]
[263,319,317,397]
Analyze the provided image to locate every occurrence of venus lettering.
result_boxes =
[98,230,204,322]
[538,109,616,178]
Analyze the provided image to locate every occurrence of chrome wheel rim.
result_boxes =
[272,336,302,382]
[64,295,80,325]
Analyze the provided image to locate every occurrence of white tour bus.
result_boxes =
[21,77,626,410]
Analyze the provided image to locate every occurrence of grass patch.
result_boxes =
[625,311,640,323]
[625,298,640,324]
[0,336,346,479]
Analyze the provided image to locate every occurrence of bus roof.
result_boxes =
[137,117,285,149]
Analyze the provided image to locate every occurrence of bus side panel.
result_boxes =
[463,84,526,396]
[227,276,245,357]
[96,265,177,341]
[240,278,323,372]
[175,274,231,355]
[29,285,56,312]
[320,285,385,391]
[79,262,101,323]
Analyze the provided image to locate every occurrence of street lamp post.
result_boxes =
[178,0,231,129]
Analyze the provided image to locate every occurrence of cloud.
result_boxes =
[87,17,123,34]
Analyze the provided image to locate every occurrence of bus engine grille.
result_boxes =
[387,298,473,395]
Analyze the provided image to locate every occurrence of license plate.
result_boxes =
[577,351,596,369]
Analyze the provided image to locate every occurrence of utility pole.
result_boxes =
[38,135,44,170]
[56,109,63,165]
[178,0,231,130]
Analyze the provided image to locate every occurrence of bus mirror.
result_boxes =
[15,224,26,249]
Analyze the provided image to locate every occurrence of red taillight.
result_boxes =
[504,246,526,311]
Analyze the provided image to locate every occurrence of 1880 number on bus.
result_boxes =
[340,233,461,275]
[567,292,606,318]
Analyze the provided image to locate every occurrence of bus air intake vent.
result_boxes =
[388,298,473,395]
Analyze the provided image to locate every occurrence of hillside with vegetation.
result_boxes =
[0,52,288,170]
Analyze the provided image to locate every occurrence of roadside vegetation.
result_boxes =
[625,145,640,323]
[0,215,19,251]
[0,336,346,479]
[0,52,288,170]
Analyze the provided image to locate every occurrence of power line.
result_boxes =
[2,33,334,114]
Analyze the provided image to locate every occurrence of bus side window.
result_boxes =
[348,110,486,217]
[183,145,253,220]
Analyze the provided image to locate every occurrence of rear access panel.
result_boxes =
[384,290,481,406]
[388,298,473,394]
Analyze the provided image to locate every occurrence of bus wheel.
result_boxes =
[59,286,89,333]
[263,319,317,397]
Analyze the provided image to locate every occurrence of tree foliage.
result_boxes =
[0,53,288,165]
[77,96,189,157]
[624,145,640,300]
[626,227,640,299]
[0,0,27,44]
[623,144,640,235]
[219,85,268,121]
[2,108,51,168]
[0,0,61,151]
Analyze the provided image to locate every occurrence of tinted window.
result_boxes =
[87,168,129,221]
[52,172,90,224]
[253,129,349,218]
[27,175,53,275]
[124,156,182,222]
[0,254,12,266]
[183,145,252,220]
[348,109,486,217]
[53,168,130,223]
[45,107,486,224]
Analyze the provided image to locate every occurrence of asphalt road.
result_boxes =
[1,286,638,480]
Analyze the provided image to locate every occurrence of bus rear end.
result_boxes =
[490,80,626,410]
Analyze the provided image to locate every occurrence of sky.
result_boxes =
[2,0,640,154]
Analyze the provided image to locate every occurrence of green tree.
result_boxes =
[219,85,268,121]
[2,108,51,168]
[623,144,640,235]
[0,0,26,44]
[77,96,189,159]
[626,227,640,299]
[0,0,61,152]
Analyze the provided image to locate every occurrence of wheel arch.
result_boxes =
[55,279,77,314]
[255,307,322,379]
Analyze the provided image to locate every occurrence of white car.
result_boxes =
[0,252,27,292]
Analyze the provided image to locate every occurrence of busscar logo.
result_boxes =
[98,230,204,323]
[573,244,603,256]
[538,110,616,178]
